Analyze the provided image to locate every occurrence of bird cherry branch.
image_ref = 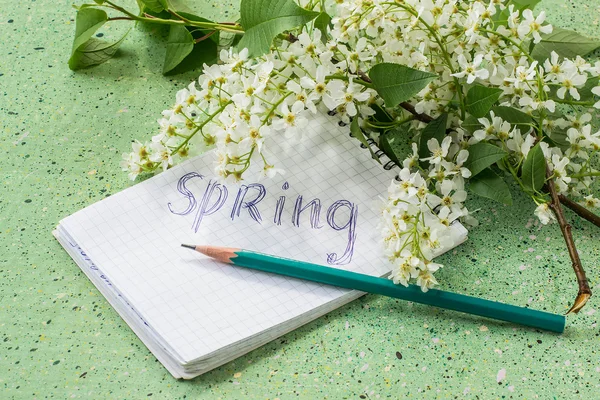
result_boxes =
[558,195,600,228]
[546,166,592,314]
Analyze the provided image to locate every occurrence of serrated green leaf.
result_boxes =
[418,113,447,161]
[462,107,533,135]
[163,25,195,74]
[138,0,168,13]
[313,12,331,39]
[466,85,503,118]
[469,168,513,205]
[464,142,508,177]
[165,30,219,75]
[491,106,533,132]
[378,126,411,167]
[71,8,108,52]
[350,118,378,161]
[545,129,570,152]
[68,30,130,70]
[531,28,600,62]
[237,0,319,56]
[370,103,394,123]
[521,143,546,192]
[368,63,437,107]
[511,0,541,9]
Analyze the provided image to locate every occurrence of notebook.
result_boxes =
[54,112,468,379]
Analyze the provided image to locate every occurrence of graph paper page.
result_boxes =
[61,114,400,363]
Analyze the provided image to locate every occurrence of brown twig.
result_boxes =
[558,195,600,228]
[195,30,217,43]
[546,166,592,314]
[398,101,434,123]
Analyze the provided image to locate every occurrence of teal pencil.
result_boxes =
[182,244,565,333]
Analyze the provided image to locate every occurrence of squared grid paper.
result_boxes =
[61,114,398,364]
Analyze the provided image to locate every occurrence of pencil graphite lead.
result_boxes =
[181,244,197,250]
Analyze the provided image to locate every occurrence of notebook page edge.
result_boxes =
[53,228,194,379]
[53,226,188,367]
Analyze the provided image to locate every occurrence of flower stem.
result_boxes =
[326,74,373,88]
[546,165,591,314]
[171,101,232,155]
[571,171,600,179]
[104,0,244,33]
[553,98,595,107]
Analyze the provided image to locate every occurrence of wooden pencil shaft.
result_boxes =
[230,250,565,333]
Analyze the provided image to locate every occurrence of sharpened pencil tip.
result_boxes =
[181,244,196,250]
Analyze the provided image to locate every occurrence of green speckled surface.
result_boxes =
[1,0,600,398]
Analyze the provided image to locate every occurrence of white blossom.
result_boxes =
[534,203,556,225]
[122,0,600,291]
[451,54,489,84]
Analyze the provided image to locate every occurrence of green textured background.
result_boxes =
[2,0,600,398]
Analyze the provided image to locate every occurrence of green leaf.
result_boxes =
[490,106,533,132]
[418,113,447,160]
[511,0,541,10]
[68,30,130,70]
[466,85,503,118]
[531,27,600,62]
[163,25,195,74]
[369,63,437,107]
[313,12,331,40]
[461,115,482,134]
[221,31,243,49]
[370,103,394,123]
[469,168,513,205]
[378,127,411,167]
[138,0,168,13]
[545,129,570,152]
[462,107,533,135]
[71,8,108,52]
[521,143,546,192]
[165,32,219,75]
[165,0,194,12]
[464,142,508,177]
[237,0,320,56]
[350,118,378,161]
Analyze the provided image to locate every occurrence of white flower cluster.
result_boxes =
[122,0,600,290]
[121,30,379,181]
[534,113,600,224]
[380,139,472,291]
[466,106,600,225]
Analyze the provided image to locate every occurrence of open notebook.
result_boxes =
[54,113,468,379]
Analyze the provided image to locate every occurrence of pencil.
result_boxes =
[182,244,566,333]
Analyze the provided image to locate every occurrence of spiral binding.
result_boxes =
[348,131,400,180]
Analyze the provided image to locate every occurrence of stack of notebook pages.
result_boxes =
[55,114,468,378]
